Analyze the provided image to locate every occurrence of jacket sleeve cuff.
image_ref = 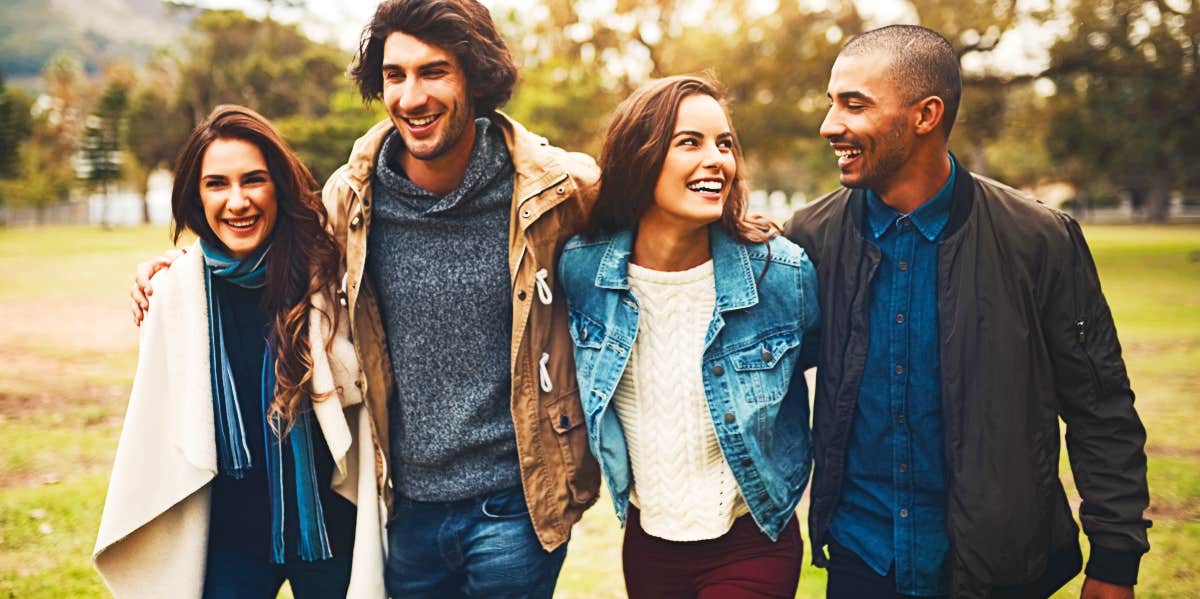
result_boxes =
[1084,543,1142,587]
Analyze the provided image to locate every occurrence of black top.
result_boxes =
[205,277,356,562]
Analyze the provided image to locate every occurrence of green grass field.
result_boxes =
[1,224,1196,598]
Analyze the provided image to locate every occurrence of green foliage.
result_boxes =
[1044,0,1199,221]
[0,69,34,180]
[177,10,349,123]
[81,81,129,191]
[275,87,389,183]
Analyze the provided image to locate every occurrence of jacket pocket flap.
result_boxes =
[550,388,586,434]
[567,309,605,350]
[730,331,801,371]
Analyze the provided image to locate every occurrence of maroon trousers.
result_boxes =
[622,506,804,599]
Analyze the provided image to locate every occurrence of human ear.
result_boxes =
[913,96,945,137]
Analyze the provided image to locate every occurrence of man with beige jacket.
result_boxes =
[130,1,600,597]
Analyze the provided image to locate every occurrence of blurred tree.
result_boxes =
[82,76,130,228]
[276,85,389,183]
[1044,0,1198,222]
[177,9,347,124]
[126,53,193,222]
[0,69,34,180]
[1,53,92,222]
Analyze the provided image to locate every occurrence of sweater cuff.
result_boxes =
[1084,543,1142,587]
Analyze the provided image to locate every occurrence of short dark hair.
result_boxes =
[841,25,962,138]
[350,0,518,116]
[589,75,761,244]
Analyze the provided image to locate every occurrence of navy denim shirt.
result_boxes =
[559,226,819,540]
[829,158,955,595]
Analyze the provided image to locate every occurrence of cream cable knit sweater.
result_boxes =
[613,259,749,542]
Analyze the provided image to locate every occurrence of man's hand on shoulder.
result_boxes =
[1081,577,1134,599]
[130,249,186,326]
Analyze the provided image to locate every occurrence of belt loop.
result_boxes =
[534,268,553,305]
[539,352,553,393]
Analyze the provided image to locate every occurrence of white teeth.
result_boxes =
[687,180,723,193]
[226,216,258,228]
[407,115,437,126]
[835,148,862,158]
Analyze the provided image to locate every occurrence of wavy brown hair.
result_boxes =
[588,74,770,244]
[350,0,518,116]
[171,104,342,431]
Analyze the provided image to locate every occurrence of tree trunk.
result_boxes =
[969,139,989,178]
[1144,178,1169,223]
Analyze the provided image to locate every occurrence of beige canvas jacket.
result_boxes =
[93,243,385,599]
[320,112,601,551]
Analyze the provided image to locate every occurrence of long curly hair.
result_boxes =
[171,104,342,431]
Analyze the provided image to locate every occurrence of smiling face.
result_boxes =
[381,31,475,163]
[199,137,278,259]
[644,94,737,229]
[820,51,915,192]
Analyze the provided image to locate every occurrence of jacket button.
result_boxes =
[522,209,531,218]
[899,508,909,518]
[759,492,769,502]
[899,261,908,271]
[712,364,725,376]
[522,456,534,467]
[559,415,570,429]
[517,290,527,300]
[556,186,565,195]
[350,214,363,230]
[723,412,735,424]
[741,457,752,467]
[580,327,588,341]
[761,349,773,362]
[894,364,904,375]
[895,313,905,324]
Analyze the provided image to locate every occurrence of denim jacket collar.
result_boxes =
[592,225,759,313]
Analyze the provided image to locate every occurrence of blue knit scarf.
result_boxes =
[200,239,332,563]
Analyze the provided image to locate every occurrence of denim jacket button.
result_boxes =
[761,349,773,362]
[723,412,735,424]
[758,492,769,502]
[741,457,752,467]
[712,364,725,376]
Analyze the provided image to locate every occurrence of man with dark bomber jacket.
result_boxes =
[785,25,1150,599]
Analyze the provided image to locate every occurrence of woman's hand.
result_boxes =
[130,249,186,326]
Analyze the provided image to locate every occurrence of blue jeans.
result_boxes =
[385,486,568,598]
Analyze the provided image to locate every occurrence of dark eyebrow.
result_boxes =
[242,169,270,178]
[831,90,873,103]
[418,60,452,72]
[671,130,732,140]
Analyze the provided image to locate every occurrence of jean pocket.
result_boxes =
[480,487,531,519]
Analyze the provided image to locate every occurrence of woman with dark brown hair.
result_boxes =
[94,105,384,599]
[559,76,819,598]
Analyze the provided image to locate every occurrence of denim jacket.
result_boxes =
[558,225,819,540]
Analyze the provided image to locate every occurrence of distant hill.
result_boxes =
[0,0,199,86]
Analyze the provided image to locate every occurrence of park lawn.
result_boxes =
[0,224,1196,598]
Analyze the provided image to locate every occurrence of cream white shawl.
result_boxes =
[93,244,385,598]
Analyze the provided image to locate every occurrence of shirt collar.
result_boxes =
[865,155,956,242]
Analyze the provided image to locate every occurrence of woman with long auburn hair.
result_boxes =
[94,105,384,599]
[559,76,820,598]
